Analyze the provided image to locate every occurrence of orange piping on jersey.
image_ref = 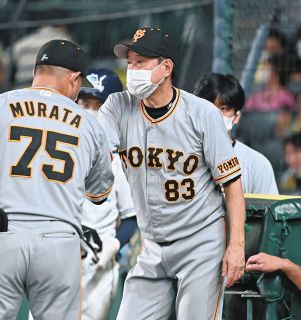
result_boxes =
[214,168,241,183]
[212,218,227,319]
[213,275,224,320]
[29,86,63,95]
[85,186,112,200]
[140,88,181,124]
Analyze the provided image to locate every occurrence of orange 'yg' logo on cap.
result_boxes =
[133,29,146,43]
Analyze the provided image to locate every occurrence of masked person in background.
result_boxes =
[194,73,279,195]
[246,54,295,112]
[77,68,137,320]
[254,28,287,85]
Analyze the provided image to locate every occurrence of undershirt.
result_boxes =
[144,87,177,119]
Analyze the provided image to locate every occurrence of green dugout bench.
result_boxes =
[224,194,301,320]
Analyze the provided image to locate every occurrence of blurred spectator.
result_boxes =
[285,27,301,95]
[254,28,288,84]
[11,11,72,88]
[280,132,301,195]
[246,54,295,112]
[264,28,287,56]
[287,91,301,133]
[275,105,295,138]
[289,30,301,79]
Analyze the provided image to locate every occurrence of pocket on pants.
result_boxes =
[42,230,78,238]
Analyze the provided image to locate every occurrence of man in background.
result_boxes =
[194,72,279,195]
[77,68,137,320]
[11,10,72,88]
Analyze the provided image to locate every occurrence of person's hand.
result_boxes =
[222,243,245,287]
[246,252,283,273]
[96,236,120,270]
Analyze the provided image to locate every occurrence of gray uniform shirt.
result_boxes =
[100,89,241,242]
[0,87,114,231]
[234,140,279,195]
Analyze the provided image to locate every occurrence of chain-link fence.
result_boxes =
[232,0,301,78]
[228,0,301,191]
[0,0,215,91]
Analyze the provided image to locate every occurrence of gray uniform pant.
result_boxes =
[117,217,225,320]
[0,220,81,320]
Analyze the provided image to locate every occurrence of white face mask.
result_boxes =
[126,61,166,99]
[85,109,99,118]
[256,67,272,85]
[222,115,236,132]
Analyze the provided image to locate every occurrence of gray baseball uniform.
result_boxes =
[99,88,241,319]
[234,140,279,195]
[0,87,113,320]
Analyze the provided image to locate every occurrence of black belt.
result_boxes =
[157,240,175,247]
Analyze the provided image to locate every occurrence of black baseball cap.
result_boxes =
[35,39,92,87]
[114,27,178,64]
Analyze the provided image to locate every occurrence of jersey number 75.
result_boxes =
[9,125,79,184]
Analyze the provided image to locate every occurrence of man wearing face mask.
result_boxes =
[99,27,246,320]
[194,73,279,320]
[194,73,278,195]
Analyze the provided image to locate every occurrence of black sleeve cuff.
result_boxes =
[222,174,241,187]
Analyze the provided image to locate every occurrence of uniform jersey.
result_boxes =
[234,140,279,195]
[81,155,136,237]
[0,87,114,232]
[99,88,241,242]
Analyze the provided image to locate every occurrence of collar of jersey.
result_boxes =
[29,86,62,95]
[140,87,180,124]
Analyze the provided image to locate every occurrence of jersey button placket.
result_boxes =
[146,123,161,237]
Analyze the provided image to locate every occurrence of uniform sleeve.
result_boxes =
[202,106,241,185]
[112,155,136,219]
[85,124,114,203]
[98,93,122,151]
